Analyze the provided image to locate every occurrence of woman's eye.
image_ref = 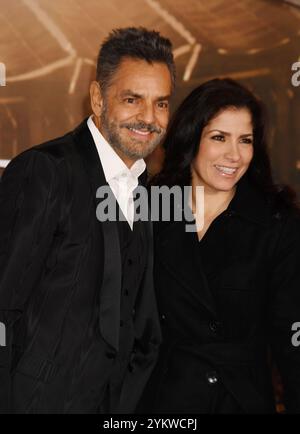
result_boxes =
[211,135,225,141]
[157,101,169,109]
[241,138,253,144]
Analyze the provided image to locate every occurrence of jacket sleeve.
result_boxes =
[269,212,300,413]
[0,150,60,413]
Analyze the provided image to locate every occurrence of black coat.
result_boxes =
[0,120,161,414]
[140,177,300,414]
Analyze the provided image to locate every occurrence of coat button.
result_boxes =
[106,351,117,360]
[226,210,235,217]
[209,320,221,334]
[128,363,135,373]
[206,371,218,385]
[160,314,166,322]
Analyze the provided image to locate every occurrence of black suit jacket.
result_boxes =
[0,120,161,414]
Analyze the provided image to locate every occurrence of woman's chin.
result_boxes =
[205,179,238,193]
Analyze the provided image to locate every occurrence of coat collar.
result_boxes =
[72,119,122,351]
[71,119,150,351]
[156,218,217,317]
[154,175,272,319]
[72,118,107,196]
[155,175,272,237]
[227,175,272,227]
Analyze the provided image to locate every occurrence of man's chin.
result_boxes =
[122,143,159,160]
[124,150,150,160]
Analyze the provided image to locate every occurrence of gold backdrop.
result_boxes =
[0,0,300,195]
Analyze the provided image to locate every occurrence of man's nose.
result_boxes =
[136,103,156,125]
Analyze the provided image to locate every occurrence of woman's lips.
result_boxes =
[214,165,238,177]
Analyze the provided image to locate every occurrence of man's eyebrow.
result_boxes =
[119,90,171,101]
[207,129,253,137]
[120,90,142,98]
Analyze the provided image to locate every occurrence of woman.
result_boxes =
[140,79,300,413]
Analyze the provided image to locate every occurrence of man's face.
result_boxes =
[92,58,172,164]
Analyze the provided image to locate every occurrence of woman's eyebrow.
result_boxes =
[206,129,230,135]
[240,133,253,138]
[206,129,253,137]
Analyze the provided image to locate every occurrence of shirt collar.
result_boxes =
[87,115,146,183]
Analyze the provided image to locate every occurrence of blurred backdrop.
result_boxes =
[0,0,300,196]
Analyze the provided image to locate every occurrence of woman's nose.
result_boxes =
[224,141,241,161]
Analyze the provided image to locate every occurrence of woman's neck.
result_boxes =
[191,176,236,239]
[202,187,235,219]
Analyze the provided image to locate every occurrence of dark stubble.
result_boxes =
[100,102,166,160]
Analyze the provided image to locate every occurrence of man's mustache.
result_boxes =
[121,122,162,134]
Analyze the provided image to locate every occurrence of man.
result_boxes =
[0,27,175,414]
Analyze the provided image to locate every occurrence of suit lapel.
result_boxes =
[72,120,121,351]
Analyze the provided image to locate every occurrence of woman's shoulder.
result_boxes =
[265,188,300,255]
[267,185,300,223]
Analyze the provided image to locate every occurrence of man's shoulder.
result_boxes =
[33,128,76,162]
[14,118,89,167]
[1,121,89,184]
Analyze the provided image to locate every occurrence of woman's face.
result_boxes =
[192,107,254,193]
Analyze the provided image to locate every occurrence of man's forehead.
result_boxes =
[110,58,171,86]
[117,56,163,71]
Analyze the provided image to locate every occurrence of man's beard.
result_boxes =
[100,105,166,160]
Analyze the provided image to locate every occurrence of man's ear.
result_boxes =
[90,81,103,117]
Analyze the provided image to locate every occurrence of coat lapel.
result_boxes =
[72,119,121,351]
[157,217,217,318]
[154,176,272,319]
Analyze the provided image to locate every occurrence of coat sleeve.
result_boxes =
[0,150,60,413]
[269,212,300,413]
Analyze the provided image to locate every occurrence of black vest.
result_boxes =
[117,214,147,357]
[100,197,148,412]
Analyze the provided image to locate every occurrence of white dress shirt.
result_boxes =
[87,115,146,230]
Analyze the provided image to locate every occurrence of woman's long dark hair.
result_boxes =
[152,78,298,211]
